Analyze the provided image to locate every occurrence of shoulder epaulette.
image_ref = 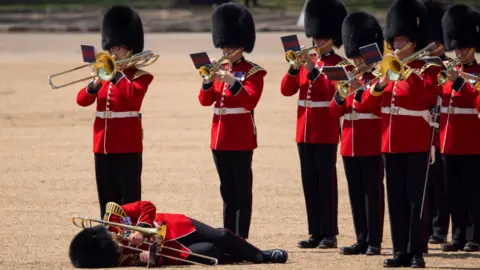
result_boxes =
[132,69,152,80]
[335,58,353,68]
[418,62,442,75]
[245,61,265,79]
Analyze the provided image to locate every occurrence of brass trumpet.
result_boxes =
[335,64,371,98]
[72,215,218,267]
[378,42,435,81]
[48,50,159,90]
[437,57,461,85]
[198,49,241,81]
[285,45,318,65]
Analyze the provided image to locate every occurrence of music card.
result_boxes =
[280,34,301,52]
[422,56,446,69]
[81,45,97,63]
[322,66,350,81]
[189,52,211,69]
[359,43,383,65]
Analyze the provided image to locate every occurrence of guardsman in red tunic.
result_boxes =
[360,0,440,267]
[281,0,347,249]
[439,4,480,253]
[329,11,385,256]
[76,6,154,219]
[68,201,288,267]
[197,3,266,239]
[422,0,450,246]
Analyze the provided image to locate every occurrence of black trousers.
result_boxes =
[442,154,480,243]
[343,155,385,247]
[212,150,253,238]
[177,218,264,265]
[426,151,449,238]
[383,152,429,254]
[94,153,142,218]
[297,143,338,237]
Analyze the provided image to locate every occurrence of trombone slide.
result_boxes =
[48,50,159,90]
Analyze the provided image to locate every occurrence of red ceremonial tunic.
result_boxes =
[361,60,439,153]
[439,61,480,155]
[329,72,382,156]
[76,68,154,154]
[280,51,347,144]
[476,94,480,114]
[106,201,196,266]
[198,57,266,151]
[419,59,448,150]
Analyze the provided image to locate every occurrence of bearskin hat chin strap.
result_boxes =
[314,39,333,54]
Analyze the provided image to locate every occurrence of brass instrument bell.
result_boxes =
[285,45,318,65]
[437,58,461,85]
[48,50,159,90]
[378,42,435,81]
[198,49,240,81]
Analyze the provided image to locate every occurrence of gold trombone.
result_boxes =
[72,215,218,267]
[378,42,435,81]
[285,45,319,65]
[48,50,159,90]
[198,49,241,81]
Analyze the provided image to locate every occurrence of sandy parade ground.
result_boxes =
[0,32,479,269]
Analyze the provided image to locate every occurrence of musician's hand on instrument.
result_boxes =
[378,74,390,88]
[216,70,236,85]
[350,78,362,90]
[128,231,144,246]
[139,251,149,263]
[446,69,459,82]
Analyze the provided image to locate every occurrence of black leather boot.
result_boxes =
[383,252,412,268]
[411,253,425,268]
[297,235,321,248]
[339,242,367,255]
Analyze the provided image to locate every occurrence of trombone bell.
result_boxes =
[379,55,404,81]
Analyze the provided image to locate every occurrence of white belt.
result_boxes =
[213,107,250,115]
[440,106,477,115]
[298,100,330,108]
[344,112,379,121]
[381,106,429,117]
[96,111,139,119]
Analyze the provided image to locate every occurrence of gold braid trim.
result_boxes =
[334,58,352,68]
[245,61,265,79]
[132,69,152,80]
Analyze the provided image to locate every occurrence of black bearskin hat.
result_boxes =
[69,225,119,268]
[423,0,448,44]
[211,3,256,53]
[342,11,384,58]
[304,0,347,48]
[442,4,480,51]
[101,5,144,54]
[384,0,428,51]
